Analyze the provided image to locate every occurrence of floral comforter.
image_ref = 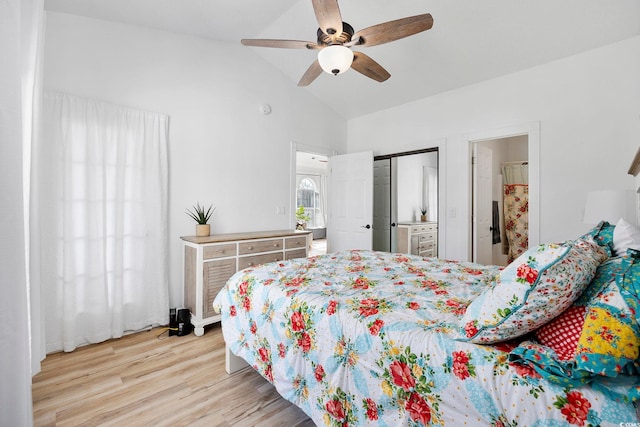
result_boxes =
[213,250,638,426]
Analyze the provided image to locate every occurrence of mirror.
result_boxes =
[373,149,438,255]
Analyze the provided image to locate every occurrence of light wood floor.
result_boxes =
[32,324,315,427]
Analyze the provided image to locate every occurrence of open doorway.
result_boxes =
[471,135,529,266]
[295,151,328,256]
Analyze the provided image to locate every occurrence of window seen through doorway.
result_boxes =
[297,176,323,228]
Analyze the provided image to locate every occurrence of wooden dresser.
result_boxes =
[181,229,311,336]
[397,222,438,258]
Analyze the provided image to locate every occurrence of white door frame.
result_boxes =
[463,122,540,261]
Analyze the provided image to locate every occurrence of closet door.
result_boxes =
[373,158,392,252]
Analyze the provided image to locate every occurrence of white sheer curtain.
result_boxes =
[39,92,170,353]
[1,0,43,424]
[502,163,529,185]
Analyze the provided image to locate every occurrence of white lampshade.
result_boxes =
[317,45,354,76]
[583,189,637,225]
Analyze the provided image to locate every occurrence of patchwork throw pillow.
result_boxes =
[509,253,640,401]
[534,305,586,361]
[459,237,608,344]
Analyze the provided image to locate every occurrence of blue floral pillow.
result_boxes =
[459,237,608,343]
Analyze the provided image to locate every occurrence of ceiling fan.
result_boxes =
[241,0,434,86]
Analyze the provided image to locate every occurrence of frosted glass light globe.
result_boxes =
[317,45,354,75]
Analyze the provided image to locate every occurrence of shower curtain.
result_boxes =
[502,163,529,263]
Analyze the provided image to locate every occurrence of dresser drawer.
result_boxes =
[203,243,237,260]
[285,236,307,249]
[418,241,435,251]
[410,225,429,233]
[238,238,283,255]
[419,248,437,258]
[418,232,436,243]
[412,224,437,233]
[285,248,306,260]
[238,252,284,270]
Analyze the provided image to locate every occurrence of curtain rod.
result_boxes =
[501,161,528,166]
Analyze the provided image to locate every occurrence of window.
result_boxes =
[297,176,323,228]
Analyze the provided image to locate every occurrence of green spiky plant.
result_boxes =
[186,203,215,224]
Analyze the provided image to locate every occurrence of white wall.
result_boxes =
[43,12,348,306]
[348,36,640,261]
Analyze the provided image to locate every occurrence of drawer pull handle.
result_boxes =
[247,246,253,250]
[273,243,278,247]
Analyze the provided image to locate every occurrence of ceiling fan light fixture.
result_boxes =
[317,45,354,76]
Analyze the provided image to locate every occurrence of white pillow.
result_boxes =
[612,217,640,256]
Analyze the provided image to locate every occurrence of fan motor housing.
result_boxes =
[317,22,354,46]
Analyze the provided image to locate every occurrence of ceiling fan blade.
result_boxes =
[312,0,343,38]
[241,39,320,50]
[298,60,324,87]
[353,14,433,47]
[351,52,390,82]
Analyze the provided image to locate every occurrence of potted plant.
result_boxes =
[420,207,428,222]
[186,202,215,237]
[296,206,310,230]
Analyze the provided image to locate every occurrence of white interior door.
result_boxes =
[327,151,373,252]
[473,144,493,264]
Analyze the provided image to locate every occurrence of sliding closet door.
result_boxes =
[373,149,438,255]
[373,158,397,252]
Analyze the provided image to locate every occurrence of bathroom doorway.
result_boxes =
[471,135,530,266]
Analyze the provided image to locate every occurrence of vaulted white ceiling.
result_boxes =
[44,0,640,119]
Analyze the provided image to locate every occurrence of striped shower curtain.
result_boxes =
[503,164,529,263]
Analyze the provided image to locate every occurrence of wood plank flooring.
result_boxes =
[32,324,315,426]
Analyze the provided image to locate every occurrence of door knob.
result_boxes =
[362,224,371,229]
[391,222,397,227]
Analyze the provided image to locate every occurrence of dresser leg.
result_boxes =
[194,326,204,336]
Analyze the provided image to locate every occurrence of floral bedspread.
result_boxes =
[213,250,637,426]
